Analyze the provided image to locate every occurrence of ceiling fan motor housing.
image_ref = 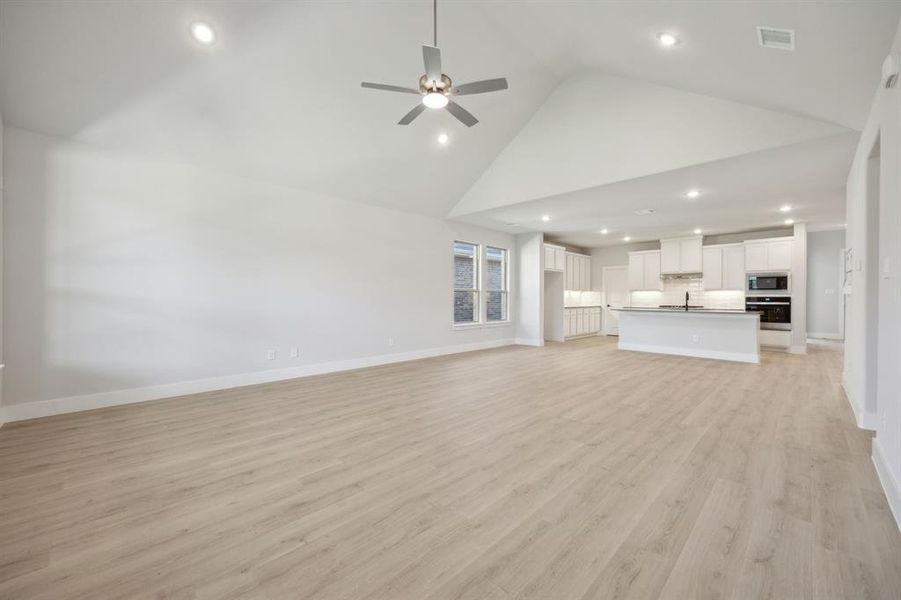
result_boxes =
[420,73,452,94]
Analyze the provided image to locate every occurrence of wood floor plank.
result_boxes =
[0,337,898,599]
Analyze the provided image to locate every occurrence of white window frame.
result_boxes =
[453,240,481,327]
[484,246,510,325]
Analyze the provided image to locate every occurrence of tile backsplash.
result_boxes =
[629,279,745,310]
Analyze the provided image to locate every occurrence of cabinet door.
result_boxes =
[565,254,575,289]
[660,239,681,274]
[702,247,723,290]
[575,309,584,335]
[563,309,571,337]
[544,245,554,270]
[745,244,768,272]
[590,308,600,332]
[644,251,662,290]
[628,253,645,290]
[576,257,584,290]
[555,247,566,272]
[583,256,591,290]
[680,238,702,272]
[722,245,746,290]
[767,241,792,271]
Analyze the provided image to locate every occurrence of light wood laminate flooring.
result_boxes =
[1,337,899,599]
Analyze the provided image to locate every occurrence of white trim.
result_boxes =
[1,339,515,423]
[514,338,544,347]
[618,342,759,364]
[807,332,844,340]
[873,438,901,532]
[842,371,878,431]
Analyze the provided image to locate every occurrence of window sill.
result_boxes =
[453,320,513,330]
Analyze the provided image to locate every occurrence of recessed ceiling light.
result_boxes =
[437,133,449,145]
[779,205,792,212]
[422,92,449,109]
[541,215,550,222]
[600,228,609,235]
[623,236,632,242]
[635,208,656,215]
[190,21,216,45]
[693,228,702,235]
[657,32,680,47]
[685,189,701,199]
[784,218,795,225]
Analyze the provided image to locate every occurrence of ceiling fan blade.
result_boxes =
[446,100,478,127]
[362,82,421,94]
[452,78,508,96]
[398,103,427,125]
[422,45,443,84]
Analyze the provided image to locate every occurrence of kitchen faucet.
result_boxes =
[685,291,690,311]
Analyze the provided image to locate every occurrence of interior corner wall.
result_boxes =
[1,126,517,421]
[514,232,544,346]
[845,19,901,530]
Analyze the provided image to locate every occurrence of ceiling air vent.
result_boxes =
[757,26,795,51]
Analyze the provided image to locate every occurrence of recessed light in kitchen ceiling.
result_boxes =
[190,21,216,45]
[657,32,679,47]
[541,215,550,222]
[685,189,701,199]
[600,228,609,235]
[784,218,795,225]
[623,236,632,242]
[779,205,792,212]
[635,208,656,216]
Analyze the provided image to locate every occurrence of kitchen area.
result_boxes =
[543,228,804,363]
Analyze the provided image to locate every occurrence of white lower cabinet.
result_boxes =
[564,307,602,339]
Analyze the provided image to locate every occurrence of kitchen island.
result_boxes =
[613,307,761,363]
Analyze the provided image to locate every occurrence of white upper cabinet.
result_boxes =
[564,252,591,291]
[722,245,746,289]
[767,241,793,271]
[628,251,662,291]
[702,246,723,290]
[744,238,793,272]
[544,244,565,272]
[660,236,703,274]
[702,244,745,290]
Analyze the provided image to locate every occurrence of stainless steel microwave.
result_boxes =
[747,273,790,295]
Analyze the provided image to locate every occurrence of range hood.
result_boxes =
[661,273,703,280]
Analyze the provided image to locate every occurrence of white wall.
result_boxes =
[514,232,543,345]
[807,229,846,339]
[845,19,901,529]
[2,127,517,419]
[790,223,808,353]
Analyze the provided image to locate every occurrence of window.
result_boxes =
[454,241,479,324]
[485,246,508,322]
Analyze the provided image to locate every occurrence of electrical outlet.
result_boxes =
[267,349,277,361]
[691,334,700,343]
[290,347,299,358]
[388,337,395,347]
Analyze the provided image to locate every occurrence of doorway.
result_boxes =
[602,266,629,336]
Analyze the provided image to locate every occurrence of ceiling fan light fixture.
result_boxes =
[422,92,448,109]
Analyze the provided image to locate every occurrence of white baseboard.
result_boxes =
[1,338,516,423]
[618,342,759,364]
[514,338,544,347]
[873,438,901,532]
[841,371,878,431]
[808,332,844,341]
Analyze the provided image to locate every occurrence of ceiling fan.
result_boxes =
[361,0,508,127]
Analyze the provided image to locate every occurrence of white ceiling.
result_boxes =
[456,131,857,247]
[1,1,899,236]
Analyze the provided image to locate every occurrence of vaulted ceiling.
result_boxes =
[1,1,899,243]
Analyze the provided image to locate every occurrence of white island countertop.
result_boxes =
[612,308,760,363]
